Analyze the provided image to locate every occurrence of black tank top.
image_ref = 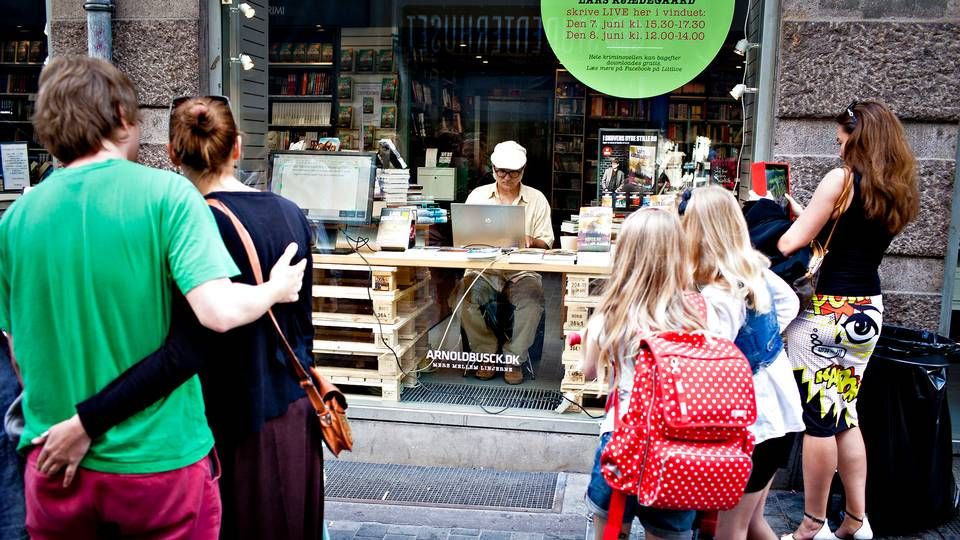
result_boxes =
[816,173,893,297]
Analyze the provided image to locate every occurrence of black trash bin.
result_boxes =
[858,325,960,535]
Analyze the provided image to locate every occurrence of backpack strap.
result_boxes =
[603,491,628,540]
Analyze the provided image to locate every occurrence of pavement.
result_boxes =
[326,470,960,540]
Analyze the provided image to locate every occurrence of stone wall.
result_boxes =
[774,0,960,330]
[48,0,205,171]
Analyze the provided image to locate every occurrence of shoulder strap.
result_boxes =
[821,170,854,252]
[205,198,328,414]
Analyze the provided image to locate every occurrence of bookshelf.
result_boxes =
[266,27,341,151]
[337,28,402,152]
[551,69,585,224]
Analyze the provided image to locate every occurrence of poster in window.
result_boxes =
[356,49,375,72]
[596,129,658,199]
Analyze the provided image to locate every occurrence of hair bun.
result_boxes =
[189,103,212,132]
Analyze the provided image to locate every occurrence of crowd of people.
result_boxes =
[0,55,918,540]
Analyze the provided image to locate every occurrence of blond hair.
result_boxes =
[682,186,771,312]
[594,208,705,371]
[32,56,140,164]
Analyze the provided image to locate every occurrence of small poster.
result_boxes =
[596,129,659,199]
[0,142,29,191]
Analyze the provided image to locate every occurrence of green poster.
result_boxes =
[542,1,735,98]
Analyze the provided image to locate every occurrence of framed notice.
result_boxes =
[0,142,29,191]
[596,129,659,199]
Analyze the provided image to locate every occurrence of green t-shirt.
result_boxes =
[0,159,239,474]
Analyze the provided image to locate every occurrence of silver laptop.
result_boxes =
[451,204,526,248]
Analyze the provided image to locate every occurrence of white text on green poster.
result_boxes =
[542,1,735,98]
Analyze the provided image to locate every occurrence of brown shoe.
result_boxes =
[504,368,524,385]
[475,369,496,380]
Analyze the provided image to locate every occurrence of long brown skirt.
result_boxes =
[217,397,325,540]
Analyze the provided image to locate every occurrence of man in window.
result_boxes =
[454,141,553,385]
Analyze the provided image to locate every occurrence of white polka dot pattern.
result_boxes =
[600,295,757,512]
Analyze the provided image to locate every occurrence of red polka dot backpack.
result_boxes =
[600,296,757,539]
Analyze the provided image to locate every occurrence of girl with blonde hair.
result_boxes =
[581,208,706,540]
[778,101,919,540]
[683,186,805,540]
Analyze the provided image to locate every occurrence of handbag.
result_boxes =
[792,172,853,309]
[207,199,353,456]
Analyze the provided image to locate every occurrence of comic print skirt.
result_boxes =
[784,295,883,437]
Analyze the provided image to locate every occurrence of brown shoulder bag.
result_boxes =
[792,172,854,310]
[207,199,353,456]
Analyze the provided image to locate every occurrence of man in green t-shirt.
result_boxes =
[0,57,305,539]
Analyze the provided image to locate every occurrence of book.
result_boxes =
[380,106,396,129]
[543,249,577,263]
[381,76,398,101]
[339,48,354,71]
[508,249,545,264]
[306,43,322,63]
[316,43,331,63]
[337,105,353,128]
[16,41,29,64]
[377,207,416,251]
[28,41,44,63]
[362,96,374,115]
[292,43,308,62]
[377,48,395,72]
[362,125,376,151]
[357,49,375,72]
[337,77,352,100]
[3,42,15,63]
[577,207,613,252]
[336,129,358,150]
[277,42,294,62]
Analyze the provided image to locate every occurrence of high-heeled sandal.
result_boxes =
[780,512,837,540]
[834,511,873,540]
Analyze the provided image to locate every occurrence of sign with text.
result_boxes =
[541,1,735,98]
[0,143,29,191]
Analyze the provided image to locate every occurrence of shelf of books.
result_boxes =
[551,69,586,224]
[336,28,401,152]
[267,28,341,151]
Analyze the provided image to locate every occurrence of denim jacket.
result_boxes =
[734,287,784,374]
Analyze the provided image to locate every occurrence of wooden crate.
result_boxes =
[313,301,434,348]
[312,263,431,324]
[565,274,608,305]
[312,368,405,402]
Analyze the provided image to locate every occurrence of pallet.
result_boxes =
[562,305,593,331]
[313,263,422,292]
[312,368,405,401]
[312,279,431,324]
[565,274,608,305]
[313,301,435,348]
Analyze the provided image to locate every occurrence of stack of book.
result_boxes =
[378,168,410,205]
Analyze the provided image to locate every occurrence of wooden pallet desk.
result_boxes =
[311,250,612,406]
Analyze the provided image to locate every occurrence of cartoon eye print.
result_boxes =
[841,306,881,345]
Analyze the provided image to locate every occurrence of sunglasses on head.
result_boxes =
[845,99,858,126]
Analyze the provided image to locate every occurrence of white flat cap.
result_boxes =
[490,140,527,170]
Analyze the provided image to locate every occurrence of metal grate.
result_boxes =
[325,461,563,512]
[400,382,563,411]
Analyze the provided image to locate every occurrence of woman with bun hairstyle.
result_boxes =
[777,101,919,540]
[32,97,323,540]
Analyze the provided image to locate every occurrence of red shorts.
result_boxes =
[24,447,221,540]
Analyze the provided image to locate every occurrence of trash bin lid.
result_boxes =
[872,325,959,368]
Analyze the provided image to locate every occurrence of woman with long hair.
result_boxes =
[30,97,324,539]
[581,208,706,540]
[683,186,805,540]
[778,101,919,540]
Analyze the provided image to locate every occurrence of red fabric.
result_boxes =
[603,491,628,540]
[601,295,756,511]
[24,448,221,540]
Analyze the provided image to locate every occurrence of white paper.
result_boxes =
[1,143,29,191]
[425,148,438,168]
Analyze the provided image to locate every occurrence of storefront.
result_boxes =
[202,0,767,463]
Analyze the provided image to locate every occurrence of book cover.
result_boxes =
[306,43,322,63]
[337,77,352,100]
[16,41,29,63]
[269,42,281,63]
[357,49,375,72]
[336,130,357,151]
[28,41,44,63]
[381,76,398,101]
[362,96,374,115]
[377,49,395,72]
[543,249,577,262]
[277,42,294,62]
[339,47,354,71]
[577,207,613,252]
[377,208,416,251]
[362,125,376,151]
[380,106,396,129]
[290,43,307,62]
[337,105,353,128]
[320,43,334,63]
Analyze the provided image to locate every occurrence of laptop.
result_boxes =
[451,204,526,248]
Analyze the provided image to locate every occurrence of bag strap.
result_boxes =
[205,198,330,417]
[820,170,855,252]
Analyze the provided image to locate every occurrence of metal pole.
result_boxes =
[83,0,114,60]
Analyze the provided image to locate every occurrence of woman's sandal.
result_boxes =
[780,512,837,540]
[834,511,873,540]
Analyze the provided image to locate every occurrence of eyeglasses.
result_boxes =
[494,167,523,179]
[845,100,858,127]
[168,95,232,135]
